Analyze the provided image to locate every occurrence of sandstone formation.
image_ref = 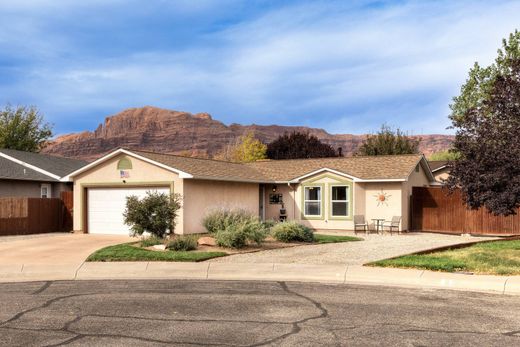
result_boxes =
[42,106,454,161]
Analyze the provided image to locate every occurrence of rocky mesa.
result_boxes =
[42,106,454,161]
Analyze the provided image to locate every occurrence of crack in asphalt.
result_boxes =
[1,282,329,347]
[336,321,520,341]
[247,281,336,347]
[1,281,518,346]
[32,281,52,295]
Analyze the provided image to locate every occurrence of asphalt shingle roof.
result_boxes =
[0,157,57,181]
[132,150,270,182]
[246,155,424,181]
[428,160,449,172]
[131,149,424,182]
[0,149,88,178]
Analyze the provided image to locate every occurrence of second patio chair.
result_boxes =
[383,216,401,235]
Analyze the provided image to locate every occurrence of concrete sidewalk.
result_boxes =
[1,261,519,295]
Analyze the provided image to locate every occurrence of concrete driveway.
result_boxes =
[0,233,136,266]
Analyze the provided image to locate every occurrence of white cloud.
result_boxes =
[0,0,519,134]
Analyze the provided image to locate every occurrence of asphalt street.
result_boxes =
[0,280,519,346]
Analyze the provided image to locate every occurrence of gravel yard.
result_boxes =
[208,232,498,265]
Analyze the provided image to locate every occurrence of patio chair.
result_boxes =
[383,216,401,235]
[354,215,368,235]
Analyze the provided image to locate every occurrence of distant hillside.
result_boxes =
[42,106,454,161]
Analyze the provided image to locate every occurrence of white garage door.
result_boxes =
[87,187,170,235]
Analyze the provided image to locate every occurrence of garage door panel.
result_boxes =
[88,187,170,235]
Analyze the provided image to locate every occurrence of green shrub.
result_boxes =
[167,236,198,251]
[240,219,270,245]
[214,223,269,249]
[140,235,164,247]
[203,209,270,249]
[215,225,248,249]
[123,191,182,238]
[271,221,314,243]
[202,209,254,234]
[262,219,277,229]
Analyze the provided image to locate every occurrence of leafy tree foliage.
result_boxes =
[0,105,52,152]
[356,125,420,156]
[124,191,182,238]
[215,132,267,162]
[450,30,520,124]
[447,31,520,216]
[429,150,460,161]
[266,131,338,159]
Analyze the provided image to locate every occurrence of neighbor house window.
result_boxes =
[331,186,349,217]
[304,186,321,216]
[41,184,51,198]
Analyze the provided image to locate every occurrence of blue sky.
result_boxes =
[0,0,519,136]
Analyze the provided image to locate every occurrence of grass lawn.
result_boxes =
[86,243,227,262]
[369,239,520,275]
[314,234,363,244]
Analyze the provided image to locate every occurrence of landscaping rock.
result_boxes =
[198,237,216,246]
[153,244,166,251]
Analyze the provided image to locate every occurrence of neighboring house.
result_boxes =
[428,160,450,182]
[68,148,435,235]
[0,149,88,198]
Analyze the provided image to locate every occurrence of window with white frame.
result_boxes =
[331,185,349,217]
[41,184,51,198]
[304,186,321,216]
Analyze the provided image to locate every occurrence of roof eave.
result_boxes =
[0,152,61,181]
[67,148,194,179]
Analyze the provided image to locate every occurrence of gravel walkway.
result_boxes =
[208,232,499,265]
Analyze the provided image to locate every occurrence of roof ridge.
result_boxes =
[0,148,88,164]
[246,153,423,165]
[127,148,246,165]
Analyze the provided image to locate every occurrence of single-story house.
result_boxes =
[0,149,87,198]
[68,148,435,235]
[428,160,450,182]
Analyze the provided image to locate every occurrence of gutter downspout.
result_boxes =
[287,182,296,221]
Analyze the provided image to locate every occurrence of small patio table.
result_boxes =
[371,218,385,234]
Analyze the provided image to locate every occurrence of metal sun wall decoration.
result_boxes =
[374,189,391,206]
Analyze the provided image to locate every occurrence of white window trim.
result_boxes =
[330,184,350,217]
[304,186,322,217]
[41,184,51,198]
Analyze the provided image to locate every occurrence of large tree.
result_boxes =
[0,105,53,152]
[356,124,420,156]
[266,131,338,160]
[447,31,520,216]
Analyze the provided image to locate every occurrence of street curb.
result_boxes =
[1,262,519,295]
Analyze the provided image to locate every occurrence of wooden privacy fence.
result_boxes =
[61,191,73,231]
[411,187,520,235]
[0,197,72,236]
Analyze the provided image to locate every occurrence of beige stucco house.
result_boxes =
[428,160,450,182]
[68,148,435,235]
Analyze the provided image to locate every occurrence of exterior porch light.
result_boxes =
[272,185,277,192]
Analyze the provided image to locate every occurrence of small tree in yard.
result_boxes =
[356,124,420,156]
[428,150,460,162]
[123,191,182,238]
[447,30,520,216]
[215,132,267,162]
